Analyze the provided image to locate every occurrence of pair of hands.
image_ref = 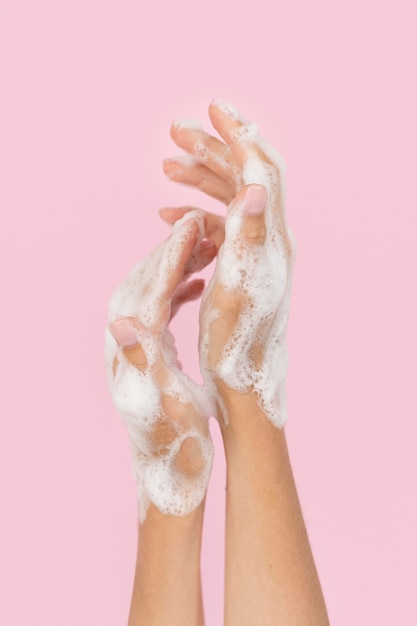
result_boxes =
[105,100,295,520]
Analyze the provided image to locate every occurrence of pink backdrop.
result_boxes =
[1,0,416,624]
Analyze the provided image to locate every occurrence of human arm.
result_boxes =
[163,101,330,625]
[105,213,216,625]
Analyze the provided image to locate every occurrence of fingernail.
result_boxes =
[199,239,216,251]
[110,319,138,347]
[244,185,267,215]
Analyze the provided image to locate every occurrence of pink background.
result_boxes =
[1,0,416,624]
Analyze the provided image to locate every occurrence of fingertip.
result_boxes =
[189,277,206,295]
[162,158,173,173]
[208,100,225,128]
[183,278,206,303]
[173,217,201,262]
[169,123,177,140]
[228,183,266,213]
[162,158,180,181]
[158,206,188,225]
[169,122,182,143]
[210,98,240,120]
[198,239,216,252]
[243,184,267,216]
[110,318,139,347]
[174,208,207,241]
[158,207,173,224]
[198,241,217,265]
[181,216,200,235]
[171,118,202,134]
[228,185,267,245]
[164,154,195,168]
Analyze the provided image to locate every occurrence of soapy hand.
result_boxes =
[105,211,216,521]
[163,101,296,427]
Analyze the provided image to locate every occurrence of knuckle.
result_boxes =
[244,219,266,244]
[123,344,148,370]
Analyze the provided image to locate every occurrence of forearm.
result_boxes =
[129,502,206,626]
[220,386,329,626]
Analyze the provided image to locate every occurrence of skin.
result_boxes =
[221,388,329,625]
[161,101,330,625]
[109,221,215,626]
[128,503,206,626]
[111,101,329,625]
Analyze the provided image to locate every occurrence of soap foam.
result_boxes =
[143,430,213,516]
[105,211,215,522]
[199,109,296,428]
[172,116,242,189]
[172,118,203,132]
[211,98,248,124]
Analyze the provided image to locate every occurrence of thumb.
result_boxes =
[238,184,267,245]
[109,317,148,370]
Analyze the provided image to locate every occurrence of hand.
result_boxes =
[163,101,296,428]
[105,211,216,521]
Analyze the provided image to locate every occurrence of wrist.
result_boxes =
[137,502,206,569]
[131,502,205,626]
[215,382,287,459]
[215,378,288,430]
[141,500,205,533]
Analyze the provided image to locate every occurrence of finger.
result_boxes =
[170,119,239,186]
[159,207,225,249]
[208,99,268,170]
[163,156,234,204]
[162,217,202,302]
[109,317,148,370]
[184,240,217,276]
[170,278,205,319]
[158,206,197,225]
[241,185,267,245]
[209,100,288,235]
[228,184,267,247]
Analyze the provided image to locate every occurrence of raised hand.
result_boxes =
[163,101,296,427]
[105,211,216,521]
